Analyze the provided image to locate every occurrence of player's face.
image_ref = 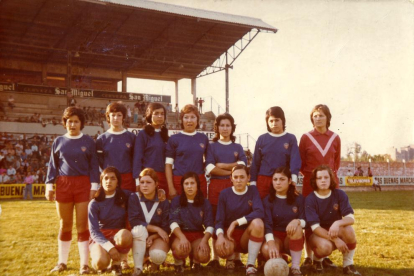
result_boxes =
[151,108,165,128]
[102,172,118,195]
[267,116,283,134]
[183,112,198,132]
[65,115,81,136]
[183,177,198,199]
[139,175,157,198]
[272,172,291,195]
[218,119,232,139]
[231,169,249,192]
[312,110,327,128]
[315,170,331,192]
[109,112,124,128]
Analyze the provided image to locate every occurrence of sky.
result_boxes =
[123,0,414,157]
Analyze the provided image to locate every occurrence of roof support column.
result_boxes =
[66,51,72,89]
[191,78,197,105]
[122,71,127,92]
[41,63,47,85]
[175,80,179,106]
[225,51,229,113]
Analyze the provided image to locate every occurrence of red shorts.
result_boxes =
[208,178,232,206]
[157,172,168,195]
[173,174,207,197]
[121,173,135,192]
[56,175,91,203]
[273,230,287,242]
[171,231,204,245]
[227,228,247,253]
[89,229,131,254]
[257,175,273,199]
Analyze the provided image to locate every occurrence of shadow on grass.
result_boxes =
[347,191,414,211]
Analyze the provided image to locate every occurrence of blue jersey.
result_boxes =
[96,129,135,174]
[165,131,208,176]
[128,192,170,233]
[133,129,166,178]
[46,133,99,184]
[88,190,132,247]
[169,196,214,233]
[250,132,301,183]
[205,140,247,180]
[263,194,305,234]
[215,185,264,233]
[305,189,354,230]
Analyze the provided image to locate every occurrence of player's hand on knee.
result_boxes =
[109,248,120,262]
[328,222,340,239]
[267,240,280,259]
[333,238,349,254]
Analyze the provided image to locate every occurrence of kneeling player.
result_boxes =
[261,167,305,275]
[88,167,132,275]
[215,164,264,276]
[170,172,214,272]
[128,168,170,276]
[306,165,361,275]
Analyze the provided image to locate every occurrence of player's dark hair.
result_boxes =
[310,104,332,129]
[268,167,299,205]
[105,102,127,124]
[144,103,169,143]
[180,104,200,129]
[62,106,86,130]
[231,164,250,178]
[265,106,286,131]
[310,165,337,191]
[212,113,236,143]
[179,171,204,207]
[96,166,128,207]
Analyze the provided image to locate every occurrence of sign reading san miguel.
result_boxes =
[0,82,171,103]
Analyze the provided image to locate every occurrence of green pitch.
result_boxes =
[0,191,413,276]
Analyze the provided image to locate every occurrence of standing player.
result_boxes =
[299,104,341,269]
[261,167,305,276]
[205,113,247,268]
[96,102,135,192]
[165,104,208,198]
[128,168,170,276]
[215,164,264,276]
[250,106,301,198]
[305,165,360,275]
[169,172,214,272]
[88,167,133,275]
[133,103,169,192]
[46,106,99,274]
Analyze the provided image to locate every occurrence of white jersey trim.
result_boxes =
[304,131,337,157]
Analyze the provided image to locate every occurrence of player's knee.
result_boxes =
[313,241,332,256]
[194,250,210,264]
[131,225,148,241]
[114,229,133,247]
[172,247,189,260]
[92,256,110,271]
[149,249,167,265]
[290,226,303,239]
[250,218,264,235]
[341,226,356,243]
[59,219,73,232]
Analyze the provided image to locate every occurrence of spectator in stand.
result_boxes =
[0,165,6,174]
[133,105,139,124]
[198,98,204,114]
[7,165,16,176]
[354,166,363,177]
[126,105,132,126]
[0,171,10,184]
[8,95,15,110]
[15,171,23,183]
[5,153,16,168]
[37,168,46,183]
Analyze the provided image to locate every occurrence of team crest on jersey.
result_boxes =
[248,200,253,207]
[284,143,289,149]
[126,143,131,148]
[200,143,205,148]
[333,203,339,211]
[292,206,298,213]
[81,147,86,152]
[234,152,239,157]
[157,208,162,215]
[200,211,204,218]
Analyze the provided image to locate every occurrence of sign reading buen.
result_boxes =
[0,184,55,199]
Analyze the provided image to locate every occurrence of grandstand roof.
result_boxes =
[0,0,277,82]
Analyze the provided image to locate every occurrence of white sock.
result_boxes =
[132,240,146,270]
[235,252,241,261]
[78,241,89,267]
[58,240,71,264]
[174,257,184,265]
[343,249,356,267]
[247,239,262,266]
[290,250,302,269]
[120,253,128,263]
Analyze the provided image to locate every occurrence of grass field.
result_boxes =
[0,191,413,276]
